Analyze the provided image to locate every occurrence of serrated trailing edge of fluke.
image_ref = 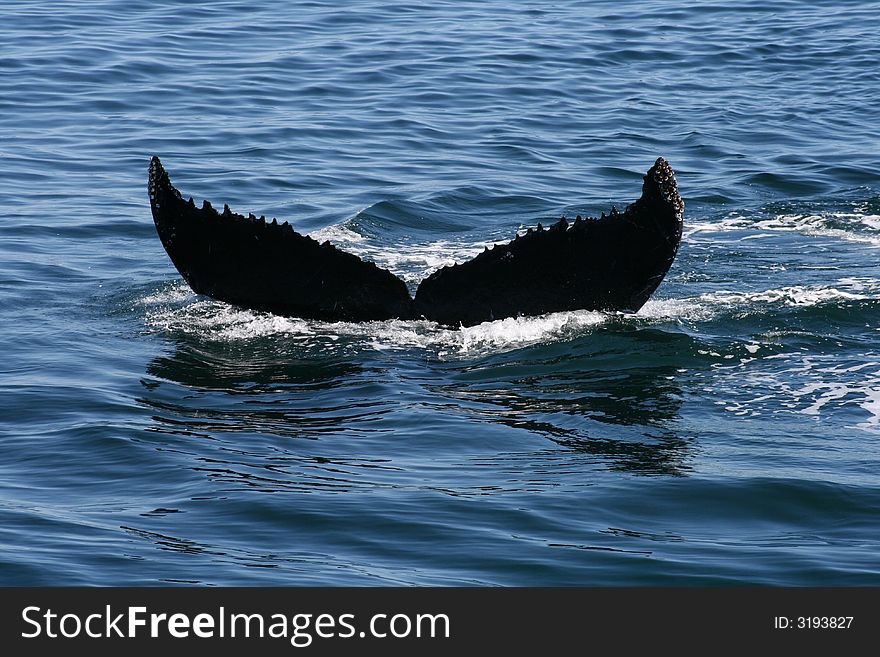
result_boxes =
[149,156,372,262]
[147,156,684,326]
[420,157,683,284]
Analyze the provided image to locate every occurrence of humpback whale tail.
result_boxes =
[148,157,683,327]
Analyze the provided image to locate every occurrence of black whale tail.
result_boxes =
[148,157,683,327]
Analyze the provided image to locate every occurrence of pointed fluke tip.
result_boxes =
[643,157,684,217]
[149,155,164,178]
[148,156,167,202]
[148,156,170,186]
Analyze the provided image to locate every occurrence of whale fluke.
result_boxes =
[148,157,414,322]
[413,157,683,326]
[148,157,683,327]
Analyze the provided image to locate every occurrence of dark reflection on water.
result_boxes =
[140,336,389,441]
[121,525,215,557]
[137,326,695,492]
[437,328,693,475]
[137,335,408,494]
[144,336,365,391]
[554,431,693,476]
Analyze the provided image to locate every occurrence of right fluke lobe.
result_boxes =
[412,158,684,326]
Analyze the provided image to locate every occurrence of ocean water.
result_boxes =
[2,0,879,586]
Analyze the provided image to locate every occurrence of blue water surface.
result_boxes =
[1,0,879,585]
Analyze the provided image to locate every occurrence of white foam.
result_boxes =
[683,214,753,237]
[686,211,880,247]
[836,277,879,292]
[701,286,869,307]
[859,389,880,429]
[307,223,368,246]
[143,296,610,357]
[708,350,880,432]
[140,281,194,305]
[637,281,876,324]
[636,297,710,321]
[456,310,606,354]
[789,367,880,431]
[860,215,880,231]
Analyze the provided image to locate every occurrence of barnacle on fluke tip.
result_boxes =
[148,156,683,327]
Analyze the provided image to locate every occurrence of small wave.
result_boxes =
[640,281,877,323]
[700,285,870,307]
[686,210,880,247]
[455,311,606,354]
[637,298,709,321]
